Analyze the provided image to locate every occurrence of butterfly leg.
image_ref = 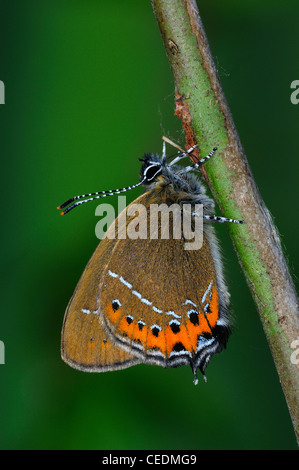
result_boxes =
[203,215,244,224]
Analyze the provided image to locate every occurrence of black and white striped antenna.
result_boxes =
[58,179,145,215]
[58,140,218,216]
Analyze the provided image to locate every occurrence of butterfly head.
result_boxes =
[139,152,205,199]
[139,153,164,186]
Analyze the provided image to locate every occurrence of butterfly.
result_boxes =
[59,138,243,384]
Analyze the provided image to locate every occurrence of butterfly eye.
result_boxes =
[142,163,162,184]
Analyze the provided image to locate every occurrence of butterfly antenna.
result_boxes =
[58,179,145,215]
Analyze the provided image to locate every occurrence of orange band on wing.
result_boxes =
[165,324,193,355]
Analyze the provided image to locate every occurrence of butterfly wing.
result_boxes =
[61,227,140,372]
[98,191,230,379]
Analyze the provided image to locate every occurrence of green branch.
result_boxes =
[151,0,299,444]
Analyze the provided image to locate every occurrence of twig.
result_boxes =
[151,0,299,443]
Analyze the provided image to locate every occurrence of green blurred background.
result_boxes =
[0,0,298,450]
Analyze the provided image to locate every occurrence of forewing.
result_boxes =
[61,228,139,372]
